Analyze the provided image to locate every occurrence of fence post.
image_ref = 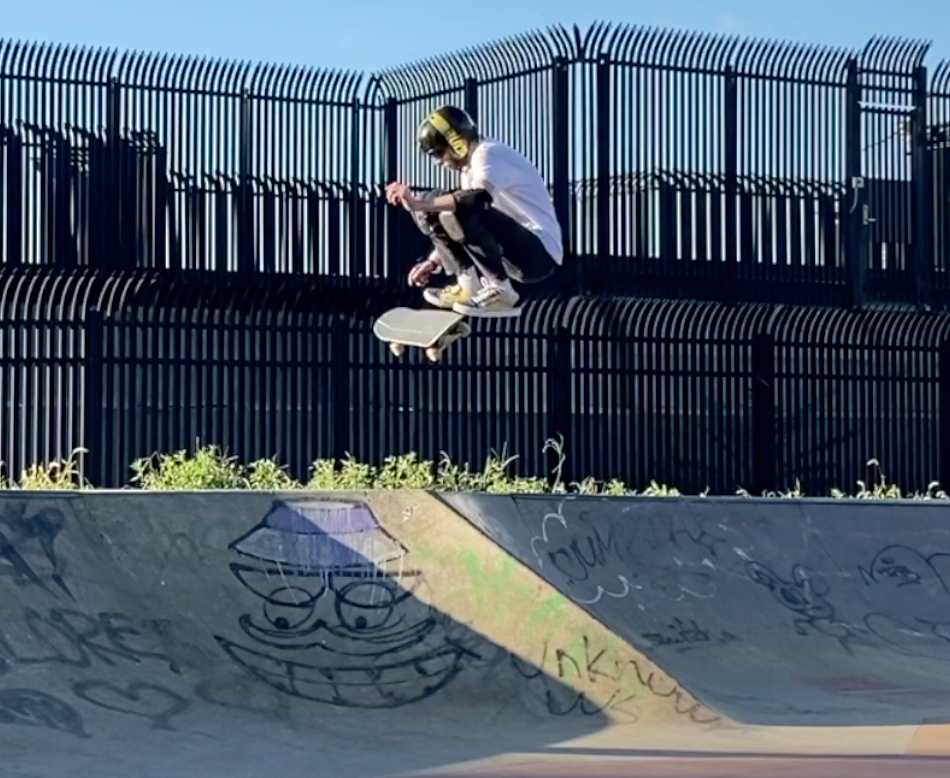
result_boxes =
[547,325,572,487]
[349,97,366,279]
[238,88,253,277]
[464,78,479,123]
[941,339,950,493]
[912,65,934,310]
[384,98,399,274]
[724,65,739,304]
[83,310,104,488]
[844,58,866,310]
[551,57,571,286]
[106,77,121,272]
[331,312,351,461]
[594,53,610,296]
[751,332,776,494]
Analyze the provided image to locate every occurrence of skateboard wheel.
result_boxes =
[425,346,442,362]
[389,343,405,357]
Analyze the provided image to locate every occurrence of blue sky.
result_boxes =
[2,0,948,73]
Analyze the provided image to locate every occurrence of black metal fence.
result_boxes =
[2,24,950,307]
[2,267,950,495]
[3,23,950,492]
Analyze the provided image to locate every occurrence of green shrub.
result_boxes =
[247,458,303,490]
[8,447,89,490]
[0,438,945,499]
[130,444,248,490]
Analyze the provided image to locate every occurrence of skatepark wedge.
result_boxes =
[0,489,948,778]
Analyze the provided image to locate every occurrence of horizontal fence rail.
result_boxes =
[3,269,950,495]
[1,23,949,308]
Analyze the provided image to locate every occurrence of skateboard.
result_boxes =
[372,307,472,362]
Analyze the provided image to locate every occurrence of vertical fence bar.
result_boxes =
[547,324,572,486]
[845,59,866,310]
[751,331,776,493]
[941,339,950,493]
[83,309,104,487]
[724,65,739,303]
[912,65,934,309]
[464,77,478,122]
[331,311,350,461]
[384,97,399,272]
[238,88,253,277]
[106,76,121,271]
[551,56,571,277]
[350,98,366,279]
[594,53,610,296]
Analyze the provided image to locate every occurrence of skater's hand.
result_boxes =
[408,254,439,287]
[385,181,418,210]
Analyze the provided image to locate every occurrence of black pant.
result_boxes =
[411,189,558,284]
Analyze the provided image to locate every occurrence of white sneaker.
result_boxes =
[423,283,472,309]
[452,279,521,318]
[422,267,479,309]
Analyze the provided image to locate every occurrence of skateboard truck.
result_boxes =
[373,307,472,362]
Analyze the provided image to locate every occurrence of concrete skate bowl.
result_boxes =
[0,490,719,778]
[441,492,950,728]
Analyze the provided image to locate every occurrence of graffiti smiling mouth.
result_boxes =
[214,636,467,707]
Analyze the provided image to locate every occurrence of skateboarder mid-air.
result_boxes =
[384,105,564,318]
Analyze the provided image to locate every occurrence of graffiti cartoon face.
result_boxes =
[216,500,471,708]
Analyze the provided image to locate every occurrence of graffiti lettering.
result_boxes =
[0,608,178,674]
[0,502,72,600]
[546,523,621,583]
[72,681,190,731]
[527,502,747,606]
[745,560,861,652]
[858,545,950,661]
[529,503,633,604]
[511,635,721,722]
[746,546,950,662]
[642,618,738,652]
[511,636,640,719]
[627,658,721,723]
[0,688,88,739]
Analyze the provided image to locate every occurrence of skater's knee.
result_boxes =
[409,210,435,234]
[408,189,452,234]
[452,188,492,218]
[437,211,466,244]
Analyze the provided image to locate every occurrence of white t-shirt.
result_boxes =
[460,139,564,265]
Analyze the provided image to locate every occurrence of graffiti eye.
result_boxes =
[263,586,317,631]
[335,581,396,633]
[881,565,921,585]
[230,563,327,603]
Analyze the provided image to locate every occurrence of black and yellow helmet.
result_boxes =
[416,105,478,161]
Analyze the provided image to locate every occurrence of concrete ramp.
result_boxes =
[441,492,950,726]
[0,490,719,778]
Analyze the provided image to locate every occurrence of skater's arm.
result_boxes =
[385,181,490,214]
[405,192,457,212]
[385,181,455,212]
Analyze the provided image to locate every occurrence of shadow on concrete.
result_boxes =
[0,493,615,778]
